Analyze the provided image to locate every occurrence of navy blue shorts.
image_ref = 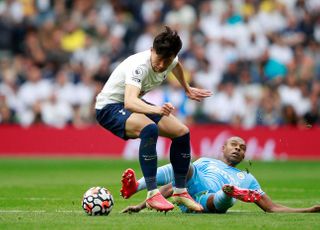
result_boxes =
[96,102,162,140]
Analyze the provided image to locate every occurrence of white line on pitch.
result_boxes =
[0,210,83,213]
[0,210,46,213]
[0,197,63,201]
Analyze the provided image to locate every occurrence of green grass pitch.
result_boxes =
[0,158,319,230]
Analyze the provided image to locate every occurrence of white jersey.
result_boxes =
[95,50,178,109]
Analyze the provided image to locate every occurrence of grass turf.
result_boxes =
[0,158,319,230]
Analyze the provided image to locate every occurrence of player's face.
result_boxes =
[222,137,246,166]
[150,49,175,73]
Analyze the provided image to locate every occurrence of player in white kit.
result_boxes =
[121,136,320,214]
[95,26,212,212]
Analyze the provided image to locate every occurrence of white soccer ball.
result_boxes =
[82,186,114,216]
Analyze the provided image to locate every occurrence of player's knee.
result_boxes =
[140,123,159,138]
[175,125,189,138]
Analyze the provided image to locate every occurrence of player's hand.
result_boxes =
[186,87,212,102]
[121,205,143,213]
[311,204,320,212]
[160,102,175,116]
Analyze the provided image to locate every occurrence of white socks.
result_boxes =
[147,189,160,198]
[173,187,187,194]
[147,187,187,198]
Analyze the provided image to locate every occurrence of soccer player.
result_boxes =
[95,26,212,212]
[121,136,320,213]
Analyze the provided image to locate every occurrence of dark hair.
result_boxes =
[152,26,182,58]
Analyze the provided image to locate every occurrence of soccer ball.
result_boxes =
[82,186,114,216]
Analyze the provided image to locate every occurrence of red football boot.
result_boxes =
[146,192,175,212]
[222,184,261,202]
[120,168,139,199]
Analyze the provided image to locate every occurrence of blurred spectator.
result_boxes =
[52,69,77,105]
[264,34,292,81]
[24,29,46,66]
[140,0,164,25]
[279,14,305,47]
[193,59,220,92]
[0,96,14,124]
[289,45,315,81]
[0,0,318,128]
[134,24,158,53]
[256,86,282,126]
[72,72,96,127]
[71,35,101,72]
[278,74,310,116]
[221,61,240,85]
[165,0,197,30]
[280,104,300,126]
[203,82,246,125]
[0,68,20,115]
[16,65,52,126]
[303,92,320,126]
[41,92,73,128]
[60,19,86,53]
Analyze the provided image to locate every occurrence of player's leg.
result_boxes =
[121,162,196,197]
[125,113,174,211]
[190,165,235,213]
[157,114,203,212]
[158,114,190,188]
[195,191,235,213]
[97,103,173,211]
[137,163,174,191]
[121,163,175,199]
[222,184,262,202]
[198,185,261,213]
[125,113,158,192]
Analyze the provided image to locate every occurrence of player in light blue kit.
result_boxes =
[121,136,320,213]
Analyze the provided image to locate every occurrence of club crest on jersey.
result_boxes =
[132,66,145,83]
[118,109,126,115]
[237,172,245,180]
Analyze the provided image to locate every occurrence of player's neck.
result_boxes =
[221,158,237,168]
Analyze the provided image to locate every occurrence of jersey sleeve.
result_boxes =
[125,64,148,89]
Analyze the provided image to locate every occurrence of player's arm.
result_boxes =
[255,194,320,213]
[171,62,212,102]
[121,183,173,213]
[124,84,174,116]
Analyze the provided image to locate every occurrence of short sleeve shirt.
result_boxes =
[95,50,178,109]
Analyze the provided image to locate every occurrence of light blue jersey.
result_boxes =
[137,157,265,213]
[184,158,264,213]
[188,157,264,197]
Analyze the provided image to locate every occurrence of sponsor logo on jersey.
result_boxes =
[132,77,141,83]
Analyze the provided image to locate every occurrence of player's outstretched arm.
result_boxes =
[121,201,146,213]
[186,87,213,102]
[171,62,212,102]
[124,85,160,114]
[124,84,174,116]
[256,194,320,213]
[121,184,174,213]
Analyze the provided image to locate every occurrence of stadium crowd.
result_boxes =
[0,0,319,128]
